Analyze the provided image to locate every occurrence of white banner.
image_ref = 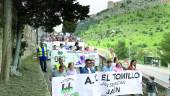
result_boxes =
[50,50,67,68]
[43,41,85,60]
[51,50,100,68]
[52,71,143,96]
[52,75,77,96]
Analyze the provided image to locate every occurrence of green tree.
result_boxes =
[115,40,128,59]
[1,0,12,82]
[1,0,89,80]
[159,32,170,67]
[11,0,89,74]
[62,21,77,33]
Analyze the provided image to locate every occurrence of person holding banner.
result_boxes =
[52,65,66,77]
[113,57,119,67]
[59,43,65,51]
[67,62,77,75]
[113,62,124,72]
[64,42,70,50]
[128,59,137,70]
[84,46,92,52]
[53,45,57,50]
[37,42,47,72]
[102,59,114,72]
[55,57,67,71]
[74,42,80,51]
[91,59,97,71]
[80,59,95,74]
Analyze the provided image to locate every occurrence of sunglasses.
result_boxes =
[87,62,92,64]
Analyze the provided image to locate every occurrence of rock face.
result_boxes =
[107,1,122,9]
[161,0,170,2]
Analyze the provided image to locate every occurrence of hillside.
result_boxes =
[76,3,170,62]
[76,0,162,33]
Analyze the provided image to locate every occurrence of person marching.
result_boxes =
[128,59,137,70]
[80,59,95,74]
[37,42,47,72]
[102,59,114,72]
[55,57,67,71]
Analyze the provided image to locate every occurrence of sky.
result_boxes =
[54,0,122,32]
[77,0,122,15]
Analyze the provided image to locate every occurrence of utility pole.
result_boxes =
[129,41,132,63]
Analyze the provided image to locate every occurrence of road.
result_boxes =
[136,64,170,86]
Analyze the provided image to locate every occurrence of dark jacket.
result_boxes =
[146,81,157,93]
[80,66,95,74]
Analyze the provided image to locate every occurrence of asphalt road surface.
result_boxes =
[137,64,170,84]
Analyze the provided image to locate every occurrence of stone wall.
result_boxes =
[22,25,37,59]
[22,26,46,59]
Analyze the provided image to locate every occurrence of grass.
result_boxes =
[0,56,50,96]
[76,3,170,61]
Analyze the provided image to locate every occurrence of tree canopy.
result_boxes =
[159,32,170,67]
[14,0,89,32]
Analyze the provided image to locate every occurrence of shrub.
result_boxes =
[149,32,153,36]
[153,43,158,46]
[138,18,143,21]
[138,43,148,48]
[142,30,148,34]
[159,28,164,32]
[135,29,138,32]
[115,40,128,59]
[165,26,169,29]
[159,32,170,67]
[154,18,159,22]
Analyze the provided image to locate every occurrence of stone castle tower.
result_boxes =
[107,0,170,9]
[107,1,121,9]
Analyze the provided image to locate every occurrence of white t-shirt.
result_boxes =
[112,63,116,67]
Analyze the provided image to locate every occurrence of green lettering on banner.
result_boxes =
[62,82,72,90]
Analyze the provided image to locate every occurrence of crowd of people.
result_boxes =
[37,34,158,96]
[52,41,96,52]
[51,56,137,77]
[40,32,80,42]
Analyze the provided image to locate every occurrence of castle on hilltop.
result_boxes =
[107,0,170,9]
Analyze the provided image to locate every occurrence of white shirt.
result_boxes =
[67,69,76,75]
[87,68,92,74]
[112,63,116,67]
